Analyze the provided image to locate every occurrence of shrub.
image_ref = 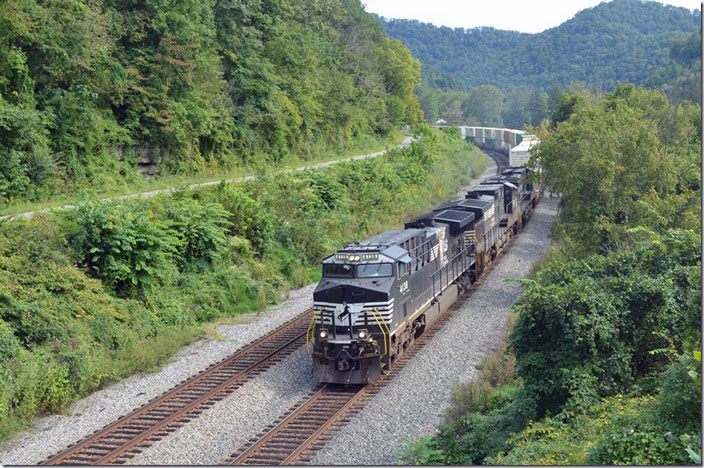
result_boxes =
[656,353,702,433]
[204,184,274,256]
[509,229,701,419]
[398,436,445,465]
[0,320,22,362]
[69,202,179,296]
[161,198,231,269]
[0,102,52,202]
[588,397,694,465]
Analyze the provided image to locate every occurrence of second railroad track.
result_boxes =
[41,310,316,465]
[225,216,523,466]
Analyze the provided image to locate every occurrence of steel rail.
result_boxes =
[42,309,315,465]
[225,214,527,466]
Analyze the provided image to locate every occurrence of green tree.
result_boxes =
[466,85,503,127]
[537,85,700,253]
[501,87,531,129]
[526,91,548,125]
[378,37,423,124]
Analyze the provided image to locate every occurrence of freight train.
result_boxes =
[306,136,542,384]
[459,126,539,167]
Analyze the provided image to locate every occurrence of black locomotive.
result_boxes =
[307,165,541,384]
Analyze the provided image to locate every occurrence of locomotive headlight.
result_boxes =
[353,255,360,261]
[357,329,369,340]
[319,329,329,340]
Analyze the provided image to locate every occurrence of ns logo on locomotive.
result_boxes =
[306,129,541,384]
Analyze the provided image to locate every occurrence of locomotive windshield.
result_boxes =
[323,264,354,278]
[357,263,393,278]
[322,262,393,278]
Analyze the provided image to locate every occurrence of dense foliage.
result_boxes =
[537,84,701,255]
[403,229,701,466]
[0,129,486,442]
[381,0,700,92]
[512,230,701,420]
[401,86,701,465]
[0,0,422,205]
[645,29,702,104]
[417,84,551,129]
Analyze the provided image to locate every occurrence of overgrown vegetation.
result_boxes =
[0,0,422,208]
[0,128,486,442]
[400,85,701,465]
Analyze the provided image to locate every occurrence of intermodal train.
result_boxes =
[306,128,542,384]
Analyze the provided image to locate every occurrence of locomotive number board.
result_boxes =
[335,253,379,261]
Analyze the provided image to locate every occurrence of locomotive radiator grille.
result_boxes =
[464,230,476,247]
[313,299,394,327]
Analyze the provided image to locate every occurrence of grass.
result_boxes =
[0,132,404,218]
[0,325,203,442]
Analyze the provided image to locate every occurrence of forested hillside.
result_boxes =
[381,0,700,92]
[645,29,702,103]
[0,0,422,205]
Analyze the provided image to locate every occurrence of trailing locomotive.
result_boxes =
[307,161,542,384]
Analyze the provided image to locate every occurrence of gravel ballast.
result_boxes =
[124,346,317,465]
[310,196,559,465]
[0,151,556,466]
[0,284,318,466]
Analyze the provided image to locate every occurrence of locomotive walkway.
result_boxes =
[0,137,416,222]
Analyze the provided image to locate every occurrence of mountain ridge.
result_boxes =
[379,0,701,91]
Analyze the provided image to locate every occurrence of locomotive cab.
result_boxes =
[310,229,445,384]
[312,240,409,384]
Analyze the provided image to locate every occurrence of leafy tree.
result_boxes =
[549,93,584,128]
[377,38,423,124]
[0,0,424,205]
[645,30,702,104]
[526,91,548,125]
[0,101,52,201]
[537,84,700,254]
[547,82,564,115]
[501,87,531,129]
[466,85,503,126]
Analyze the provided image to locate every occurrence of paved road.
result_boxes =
[1,137,416,222]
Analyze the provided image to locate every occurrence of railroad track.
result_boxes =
[41,310,316,466]
[225,219,525,466]
[40,146,523,466]
[479,146,510,174]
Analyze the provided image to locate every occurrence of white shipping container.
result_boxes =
[509,140,539,167]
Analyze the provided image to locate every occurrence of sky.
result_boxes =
[361,0,702,34]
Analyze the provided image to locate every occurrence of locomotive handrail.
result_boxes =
[306,309,322,353]
[370,308,391,362]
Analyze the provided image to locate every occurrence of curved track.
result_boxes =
[41,310,316,465]
[478,146,510,174]
[40,145,519,466]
